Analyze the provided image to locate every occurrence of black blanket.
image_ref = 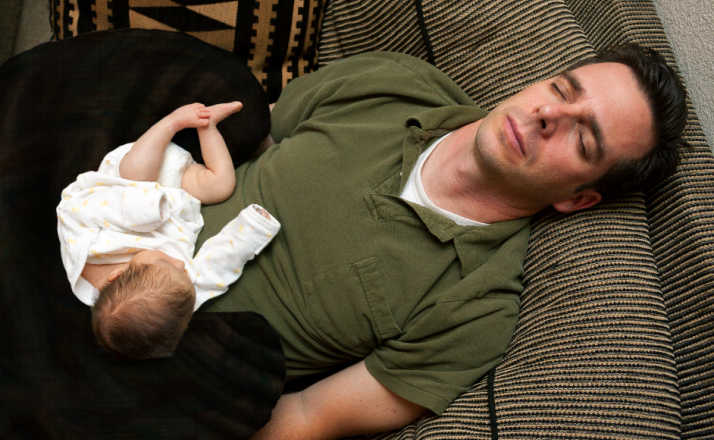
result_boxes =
[0,29,284,439]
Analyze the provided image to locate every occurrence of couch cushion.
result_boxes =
[567,1,714,437]
[51,0,325,102]
[419,0,592,110]
[317,0,432,66]
[319,0,593,109]
[648,129,714,440]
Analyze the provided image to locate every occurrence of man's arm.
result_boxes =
[252,360,427,440]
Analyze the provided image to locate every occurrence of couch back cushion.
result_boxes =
[567,1,714,438]
[51,0,325,102]
[318,0,432,65]
[319,0,593,109]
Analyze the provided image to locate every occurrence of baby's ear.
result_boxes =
[106,267,125,284]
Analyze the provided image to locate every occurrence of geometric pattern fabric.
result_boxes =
[52,0,325,101]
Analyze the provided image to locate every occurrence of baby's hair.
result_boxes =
[92,263,195,359]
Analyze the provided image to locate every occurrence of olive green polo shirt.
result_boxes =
[198,52,530,414]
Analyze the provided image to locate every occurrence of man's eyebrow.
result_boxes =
[561,70,583,95]
[562,71,606,163]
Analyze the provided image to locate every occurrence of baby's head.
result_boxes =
[91,250,196,359]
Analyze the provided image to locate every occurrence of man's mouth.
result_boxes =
[505,116,525,157]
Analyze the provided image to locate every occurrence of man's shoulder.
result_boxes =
[335,51,473,107]
[346,51,445,79]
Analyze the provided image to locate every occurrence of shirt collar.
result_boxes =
[401,105,487,186]
[406,105,487,133]
[398,105,531,274]
[401,200,530,275]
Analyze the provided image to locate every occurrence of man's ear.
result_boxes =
[552,188,602,213]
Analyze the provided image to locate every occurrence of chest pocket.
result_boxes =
[304,256,402,357]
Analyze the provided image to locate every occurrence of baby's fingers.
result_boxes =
[206,101,243,125]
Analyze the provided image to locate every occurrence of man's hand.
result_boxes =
[252,361,427,440]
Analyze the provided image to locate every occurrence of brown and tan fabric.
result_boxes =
[51,0,325,101]
[317,0,431,66]
[319,1,713,439]
[648,115,714,440]
[566,3,714,438]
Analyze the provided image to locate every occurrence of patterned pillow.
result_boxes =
[51,0,325,102]
[417,0,593,110]
[319,0,594,111]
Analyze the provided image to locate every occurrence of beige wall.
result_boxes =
[13,0,52,55]
[654,0,714,147]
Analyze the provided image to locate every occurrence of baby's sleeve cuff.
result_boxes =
[239,204,281,254]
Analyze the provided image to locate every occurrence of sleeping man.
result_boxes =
[193,44,686,439]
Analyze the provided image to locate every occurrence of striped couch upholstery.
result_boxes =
[318,1,713,439]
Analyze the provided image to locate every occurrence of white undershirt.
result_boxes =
[400,133,488,227]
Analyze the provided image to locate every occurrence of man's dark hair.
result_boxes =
[571,43,688,198]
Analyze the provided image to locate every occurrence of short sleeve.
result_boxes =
[270,52,472,142]
[97,143,133,177]
[96,142,193,188]
[364,293,519,415]
[157,142,194,188]
[118,186,170,232]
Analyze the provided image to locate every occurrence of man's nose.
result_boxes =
[537,103,582,137]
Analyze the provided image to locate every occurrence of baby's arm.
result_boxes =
[119,103,210,181]
[191,204,280,310]
[181,102,242,204]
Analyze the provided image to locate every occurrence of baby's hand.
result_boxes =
[169,103,211,131]
[203,101,243,127]
[252,205,272,220]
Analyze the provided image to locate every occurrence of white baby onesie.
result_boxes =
[56,142,280,310]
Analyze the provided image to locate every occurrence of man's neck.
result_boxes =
[421,121,536,223]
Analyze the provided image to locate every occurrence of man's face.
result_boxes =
[472,62,655,213]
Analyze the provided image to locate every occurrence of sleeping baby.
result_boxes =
[56,102,280,360]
